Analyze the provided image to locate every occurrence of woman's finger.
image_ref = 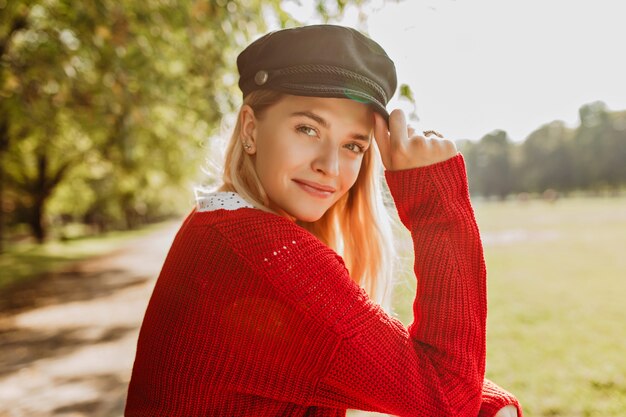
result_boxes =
[373,112,391,169]
[388,109,408,152]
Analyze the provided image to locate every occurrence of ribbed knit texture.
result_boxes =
[125,154,522,416]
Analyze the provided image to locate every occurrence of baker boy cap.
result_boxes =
[237,24,397,120]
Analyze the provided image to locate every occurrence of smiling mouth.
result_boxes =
[293,179,336,197]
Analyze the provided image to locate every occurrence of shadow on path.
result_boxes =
[0,221,180,417]
[0,325,136,379]
[0,267,149,315]
[52,373,128,417]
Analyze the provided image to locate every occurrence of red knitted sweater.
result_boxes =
[125,155,522,416]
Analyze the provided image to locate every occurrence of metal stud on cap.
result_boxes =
[254,70,269,85]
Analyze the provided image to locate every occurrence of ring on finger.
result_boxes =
[423,130,444,138]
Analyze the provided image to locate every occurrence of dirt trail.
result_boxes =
[0,222,180,417]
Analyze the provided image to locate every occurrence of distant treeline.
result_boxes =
[459,101,626,199]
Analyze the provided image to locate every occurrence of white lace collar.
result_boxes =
[195,190,254,212]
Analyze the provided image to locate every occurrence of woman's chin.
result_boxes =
[269,199,332,223]
[296,214,323,223]
[288,207,327,223]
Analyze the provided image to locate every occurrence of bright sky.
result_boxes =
[279,0,626,141]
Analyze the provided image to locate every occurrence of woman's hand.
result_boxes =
[373,109,458,171]
[494,404,519,417]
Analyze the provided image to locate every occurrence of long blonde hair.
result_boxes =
[220,90,395,308]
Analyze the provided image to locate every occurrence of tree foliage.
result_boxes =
[460,101,626,199]
[0,0,363,248]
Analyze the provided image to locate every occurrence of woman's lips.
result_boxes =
[293,179,336,197]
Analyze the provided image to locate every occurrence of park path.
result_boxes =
[0,221,181,417]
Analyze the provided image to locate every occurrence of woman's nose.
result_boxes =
[312,145,340,177]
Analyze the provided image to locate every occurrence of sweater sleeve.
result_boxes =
[481,379,524,417]
[318,154,485,415]
[226,154,492,416]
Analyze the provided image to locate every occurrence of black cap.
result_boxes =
[237,25,397,120]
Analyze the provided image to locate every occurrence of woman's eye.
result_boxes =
[345,142,366,154]
[296,125,318,137]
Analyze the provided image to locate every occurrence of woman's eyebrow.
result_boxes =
[290,111,328,128]
[352,133,371,143]
[290,111,371,142]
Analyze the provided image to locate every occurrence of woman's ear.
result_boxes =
[240,105,257,155]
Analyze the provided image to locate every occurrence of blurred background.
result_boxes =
[1,0,625,416]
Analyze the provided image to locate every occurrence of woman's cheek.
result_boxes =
[343,157,363,188]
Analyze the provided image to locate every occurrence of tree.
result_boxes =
[0,0,365,246]
[471,130,515,199]
[519,121,575,194]
[0,2,30,251]
[607,110,626,187]
[572,101,626,192]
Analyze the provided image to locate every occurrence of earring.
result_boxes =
[243,143,252,151]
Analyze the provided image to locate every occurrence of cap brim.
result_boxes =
[271,83,390,123]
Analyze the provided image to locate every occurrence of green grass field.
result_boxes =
[387,196,626,417]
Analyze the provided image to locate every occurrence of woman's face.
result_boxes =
[241,95,374,222]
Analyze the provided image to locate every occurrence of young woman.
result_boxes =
[125,25,522,417]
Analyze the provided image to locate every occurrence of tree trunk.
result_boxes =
[28,154,51,244]
[25,152,74,244]
[29,196,46,244]
[122,193,137,230]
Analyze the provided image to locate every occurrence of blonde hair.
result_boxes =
[220,90,395,308]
